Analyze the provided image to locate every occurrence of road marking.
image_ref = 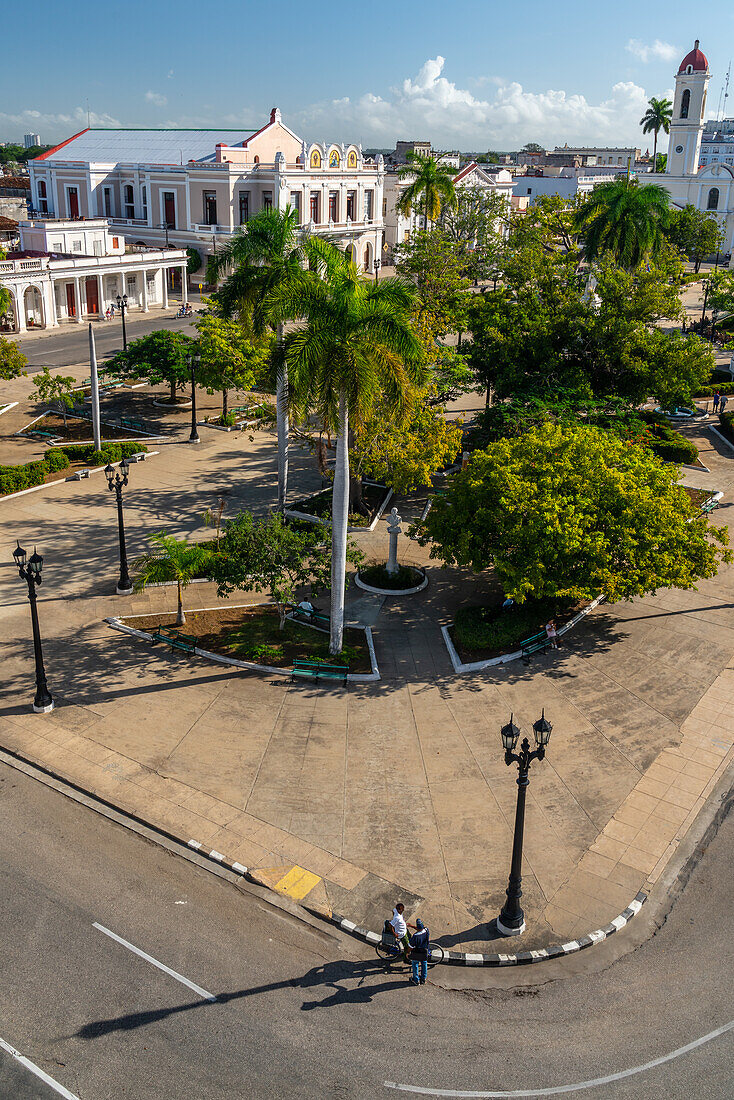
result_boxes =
[274,865,321,900]
[93,922,217,1003]
[384,1018,734,1096]
[0,1035,81,1099]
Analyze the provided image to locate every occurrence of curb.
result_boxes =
[354,569,428,597]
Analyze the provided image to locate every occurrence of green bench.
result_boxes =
[28,429,56,439]
[151,625,197,653]
[700,497,719,515]
[292,658,348,684]
[521,630,551,662]
[119,416,147,434]
[285,603,330,629]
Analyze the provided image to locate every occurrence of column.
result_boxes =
[120,271,126,303]
[141,268,149,313]
[73,276,84,323]
[162,267,169,309]
[181,266,188,305]
[14,286,26,333]
[97,273,104,316]
[47,281,58,328]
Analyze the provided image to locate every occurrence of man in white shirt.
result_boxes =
[389,902,412,958]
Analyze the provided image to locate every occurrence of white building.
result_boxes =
[699,119,734,168]
[650,42,734,254]
[513,169,622,203]
[26,109,384,278]
[0,218,188,333]
[24,133,41,150]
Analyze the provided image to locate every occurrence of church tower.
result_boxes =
[667,40,710,176]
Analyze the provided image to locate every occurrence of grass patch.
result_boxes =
[358,564,425,590]
[451,596,585,662]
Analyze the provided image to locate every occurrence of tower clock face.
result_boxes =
[675,145,684,154]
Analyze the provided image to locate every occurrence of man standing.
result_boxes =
[721,395,729,415]
[389,903,411,959]
[713,391,721,413]
[409,919,430,985]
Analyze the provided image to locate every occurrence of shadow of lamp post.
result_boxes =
[13,541,54,713]
[496,711,553,936]
[105,458,133,595]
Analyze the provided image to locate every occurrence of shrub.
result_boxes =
[100,443,122,463]
[358,564,424,590]
[0,459,47,495]
[45,450,70,472]
[718,410,734,444]
[454,600,566,654]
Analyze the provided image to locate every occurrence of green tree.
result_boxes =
[210,510,361,631]
[574,178,671,270]
[640,97,673,173]
[706,269,734,315]
[522,143,544,154]
[396,151,457,230]
[269,249,425,653]
[106,330,194,402]
[32,366,77,426]
[507,193,581,258]
[133,532,211,625]
[666,204,726,272]
[439,186,508,282]
[421,422,729,603]
[194,313,270,419]
[394,227,470,335]
[186,247,202,276]
[0,336,27,381]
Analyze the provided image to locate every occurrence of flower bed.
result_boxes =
[450,596,587,663]
[19,411,134,443]
[356,563,427,593]
[0,441,147,497]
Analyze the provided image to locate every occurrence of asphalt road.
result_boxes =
[0,758,732,1100]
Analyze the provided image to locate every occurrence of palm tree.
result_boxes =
[573,178,671,270]
[210,207,311,513]
[640,97,673,174]
[397,152,457,231]
[133,532,211,626]
[268,249,425,654]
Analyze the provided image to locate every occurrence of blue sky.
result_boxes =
[3,0,733,150]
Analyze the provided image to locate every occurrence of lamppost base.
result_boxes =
[116,584,134,596]
[32,699,54,714]
[496,914,526,937]
[188,437,201,444]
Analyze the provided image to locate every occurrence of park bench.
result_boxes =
[521,630,551,663]
[28,429,56,439]
[700,497,719,515]
[119,416,147,434]
[127,451,148,463]
[151,625,198,653]
[70,468,91,481]
[292,658,348,684]
[285,603,330,629]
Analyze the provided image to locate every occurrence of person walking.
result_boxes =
[721,395,729,414]
[713,391,721,413]
[389,903,412,960]
[545,619,559,650]
[409,919,430,986]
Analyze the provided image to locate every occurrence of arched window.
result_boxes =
[707,187,719,210]
[347,150,357,168]
[680,89,690,119]
[310,148,322,169]
[37,180,46,197]
[123,184,134,218]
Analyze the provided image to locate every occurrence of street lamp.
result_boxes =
[13,541,54,713]
[189,350,200,443]
[156,222,171,248]
[496,711,552,937]
[116,292,128,351]
[105,458,133,595]
[373,257,381,283]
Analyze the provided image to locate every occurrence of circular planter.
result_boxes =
[152,397,193,410]
[354,566,428,596]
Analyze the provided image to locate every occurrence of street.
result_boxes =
[0,758,732,1099]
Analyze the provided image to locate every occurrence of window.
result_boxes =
[262,191,273,211]
[112,237,119,248]
[72,240,82,251]
[37,179,48,214]
[328,191,338,222]
[67,186,79,218]
[364,190,373,220]
[310,149,322,168]
[383,198,387,216]
[163,191,176,229]
[103,187,112,217]
[346,190,356,220]
[142,185,148,221]
[124,184,134,218]
[52,240,62,251]
[290,192,300,222]
[681,89,690,119]
[707,187,719,210]
[309,191,320,223]
[527,187,532,195]
[127,275,137,293]
[93,240,102,256]
[238,191,250,224]
[203,190,217,225]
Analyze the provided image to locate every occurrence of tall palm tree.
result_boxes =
[133,532,211,626]
[210,207,311,513]
[268,249,425,654]
[397,152,457,231]
[573,178,671,270]
[640,97,673,174]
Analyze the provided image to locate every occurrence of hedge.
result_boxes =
[0,442,147,497]
[639,410,699,465]
[718,411,734,445]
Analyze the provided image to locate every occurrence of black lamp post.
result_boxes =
[496,711,553,937]
[116,292,128,351]
[373,257,381,283]
[189,351,200,443]
[13,541,54,713]
[157,222,171,248]
[105,458,133,594]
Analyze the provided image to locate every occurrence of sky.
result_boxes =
[2,1,733,152]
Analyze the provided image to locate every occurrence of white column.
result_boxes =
[97,273,104,315]
[162,267,169,309]
[141,268,149,312]
[73,276,83,323]
[182,265,188,305]
[120,271,126,303]
[48,280,58,327]
[14,286,26,332]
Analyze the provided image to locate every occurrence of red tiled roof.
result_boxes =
[678,41,708,74]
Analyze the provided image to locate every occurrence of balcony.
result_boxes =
[192,223,230,235]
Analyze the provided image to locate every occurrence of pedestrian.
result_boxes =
[721,395,729,414]
[713,391,721,412]
[409,919,430,986]
[389,902,412,960]
[545,619,559,650]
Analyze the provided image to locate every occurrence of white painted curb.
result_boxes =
[354,570,428,596]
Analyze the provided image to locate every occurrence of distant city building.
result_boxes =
[520,147,639,170]
[24,133,41,149]
[513,168,623,203]
[386,140,432,166]
[699,118,734,167]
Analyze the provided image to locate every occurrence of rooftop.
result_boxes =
[35,127,259,166]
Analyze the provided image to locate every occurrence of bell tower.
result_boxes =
[667,40,710,176]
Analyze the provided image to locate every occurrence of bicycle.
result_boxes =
[375,936,444,968]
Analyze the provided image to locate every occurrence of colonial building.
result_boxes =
[26,109,385,277]
[0,218,187,333]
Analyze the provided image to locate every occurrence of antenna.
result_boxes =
[722,62,731,121]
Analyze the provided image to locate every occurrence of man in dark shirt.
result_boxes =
[409,919,430,985]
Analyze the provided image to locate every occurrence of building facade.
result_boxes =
[513,168,622,203]
[24,133,41,149]
[699,119,734,167]
[27,109,384,277]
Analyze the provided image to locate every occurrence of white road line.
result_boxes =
[0,1036,81,1100]
[93,922,217,1003]
[384,1018,734,1096]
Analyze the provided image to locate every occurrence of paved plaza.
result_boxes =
[2,363,734,953]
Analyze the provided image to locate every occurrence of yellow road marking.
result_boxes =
[274,865,321,900]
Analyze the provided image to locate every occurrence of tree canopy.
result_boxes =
[396,152,457,229]
[574,178,671,270]
[666,204,726,272]
[106,330,195,401]
[0,337,27,381]
[194,313,271,418]
[640,97,673,171]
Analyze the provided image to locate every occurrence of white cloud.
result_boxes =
[166,69,174,79]
[0,105,120,140]
[145,91,168,107]
[290,56,654,149]
[626,39,679,63]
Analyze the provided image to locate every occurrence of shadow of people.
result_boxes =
[434,919,506,950]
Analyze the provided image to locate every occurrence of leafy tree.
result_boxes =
[522,143,544,154]
[186,247,202,276]
[574,178,671,270]
[507,193,581,258]
[640,97,673,173]
[193,313,270,418]
[133,532,211,625]
[440,186,508,282]
[394,227,470,335]
[0,336,27,381]
[396,151,457,230]
[210,510,362,631]
[421,423,729,603]
[666,204,726,272]
[655,153,667,173]
[706,269,734,315]
[269,249,424,654]
[32,366,77,426]
[106,330,194,402]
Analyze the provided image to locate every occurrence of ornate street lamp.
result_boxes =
[116,292,128,351]
[373,257,381,283]
[496,711,553,937]
[189,350,200,443]
[13,541,54,713]
[105,458,133,594]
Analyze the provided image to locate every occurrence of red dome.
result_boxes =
[678,40,708,74]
